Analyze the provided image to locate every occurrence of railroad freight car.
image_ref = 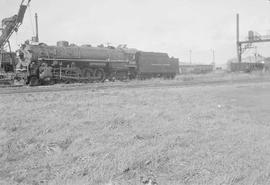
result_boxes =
[228,62,264,73]
[16,42,179,85]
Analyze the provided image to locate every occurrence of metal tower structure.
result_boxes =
[236,14,270,63]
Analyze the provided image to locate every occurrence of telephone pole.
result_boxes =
[189,49,192,64]
[236,13,241,63]
[212,49,215,69]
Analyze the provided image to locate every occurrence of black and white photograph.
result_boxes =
[1,0,270,184]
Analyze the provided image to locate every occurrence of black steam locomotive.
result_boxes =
[17,41,179,85]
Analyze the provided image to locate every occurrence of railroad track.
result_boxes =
[0,78,270,95]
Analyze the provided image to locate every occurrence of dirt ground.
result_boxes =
[1,78,270,185]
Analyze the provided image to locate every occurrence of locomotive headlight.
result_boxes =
[18,51,25,61]
[16,51,23,59]
[16,49,32,67]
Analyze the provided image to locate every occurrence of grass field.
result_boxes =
[1,78,270,185]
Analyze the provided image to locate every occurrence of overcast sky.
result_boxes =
[1,0,270,65]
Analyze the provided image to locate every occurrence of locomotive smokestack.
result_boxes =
[35,13,39,42]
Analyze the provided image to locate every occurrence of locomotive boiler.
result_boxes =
[17,42,137,85]
[16,41,179,86]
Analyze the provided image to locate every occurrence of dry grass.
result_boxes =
[35,71,270,89]
[1,78,270,184]
[175,71,270,82]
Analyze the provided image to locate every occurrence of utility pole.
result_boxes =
[0,47,2,71]
[236,13,241,63]
[189,49,192,64]
[212,49,215,69]
[212,49,215,63]
[254,46,258,63]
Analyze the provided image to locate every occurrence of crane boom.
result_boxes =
[0,0,30,49]
[0,0,31,83]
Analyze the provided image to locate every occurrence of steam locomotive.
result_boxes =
[16,41,179,86]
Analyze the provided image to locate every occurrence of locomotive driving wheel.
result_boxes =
[29,76,39,86]
[84,68,94,80]
[94,68,105,82]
